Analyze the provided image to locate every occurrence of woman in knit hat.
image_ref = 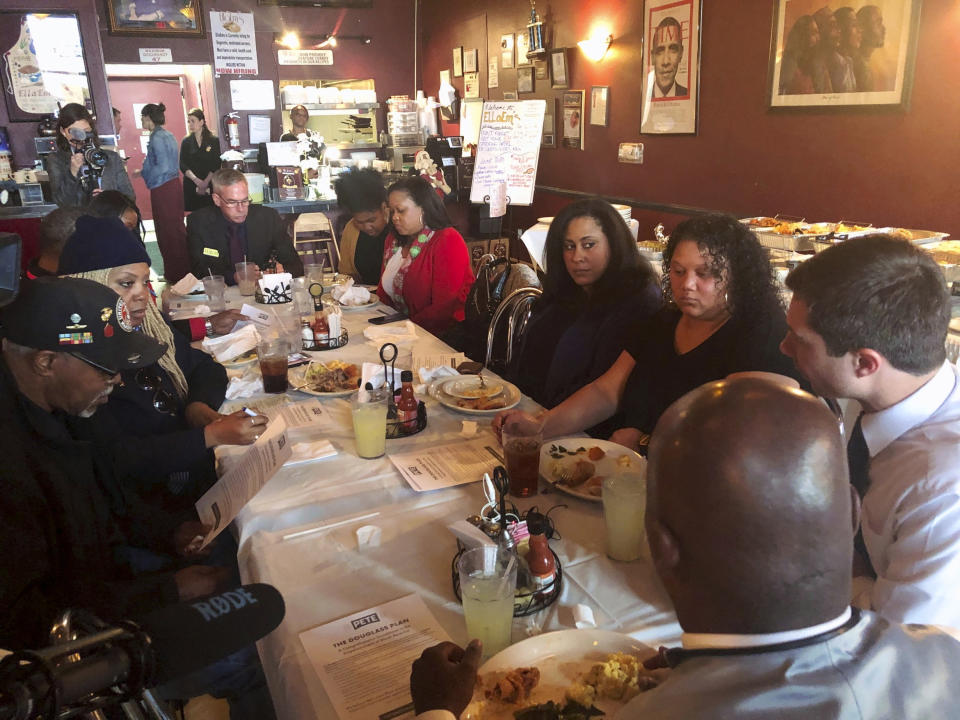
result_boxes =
[58,215,267,511]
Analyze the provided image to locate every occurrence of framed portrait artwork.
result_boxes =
[517,66,535,94]
[590,86,609,126]
[561,90,583,150]
[106,0,204,36]
[0,12,96,121]
[640,0,701,135]
[515,29,530,65]
[550,48,569,89]
[768,0,921,108]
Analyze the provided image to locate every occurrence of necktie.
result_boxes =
[847,413,875,576]
[228,223,244,267]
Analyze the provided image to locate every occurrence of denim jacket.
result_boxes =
[141,127,180,189]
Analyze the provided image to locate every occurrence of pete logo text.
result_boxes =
[351,612,380,630]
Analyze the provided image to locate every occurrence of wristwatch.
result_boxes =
[205,318,215,337]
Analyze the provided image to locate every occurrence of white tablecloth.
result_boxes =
[182,290,681,719]
[521,218,641,272]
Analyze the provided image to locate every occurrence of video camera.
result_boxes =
[67,127,109,196]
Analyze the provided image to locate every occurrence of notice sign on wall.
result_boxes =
[277,49,334,66]
[138,48,172,63]
[210,10,258,75]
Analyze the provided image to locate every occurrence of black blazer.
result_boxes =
[186,204,304,282]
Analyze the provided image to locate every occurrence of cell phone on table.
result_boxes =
[368,312,408,325]
[287,352,311,367]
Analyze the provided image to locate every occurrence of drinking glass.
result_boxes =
[502,417,543,498]
[458,546,517,659]
[602,472,647,561]
[351,387,388,458]
[202,275,227,312]
[257,339,290,394]
[235,262,259,296]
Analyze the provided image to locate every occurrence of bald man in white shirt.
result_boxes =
[409,379,960,719]
[782,234,960,629]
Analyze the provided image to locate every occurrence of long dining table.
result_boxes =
[184,288,683,719]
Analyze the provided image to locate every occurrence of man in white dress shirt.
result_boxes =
[409,379,960,719]
[781,234,960,629]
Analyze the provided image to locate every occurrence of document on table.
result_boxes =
[388,437,504,491]
[300,593,451,720]
[282,399,334,430]
[411,352,466,371]
[196,416,292,547]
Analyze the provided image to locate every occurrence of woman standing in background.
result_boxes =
[134,102,189,283]
[179,108,221,212]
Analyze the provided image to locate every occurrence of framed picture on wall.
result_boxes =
[590,86,609,126]
[0,11,96,121]
[768,0,921,108]
[517,66,535,94]
[516,29,530,65]
[542,110,555,147]
[453,47,463,77]
[463,48,478,74]
[561,90,583,149]
[503,90,518,100]
[640,0,701,135]
[550,48,569,89]
[105,0,205,36]
[500,34,515,69]
[534,60,548,79]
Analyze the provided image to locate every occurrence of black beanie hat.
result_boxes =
[57,215,151,275]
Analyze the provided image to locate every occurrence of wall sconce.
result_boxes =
[578,34,612,62]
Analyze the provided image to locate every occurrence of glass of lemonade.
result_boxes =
[458,546,517,659]
[602,472,647,561]
[351,386,388,459]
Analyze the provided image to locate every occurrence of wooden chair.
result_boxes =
[293,212,341,271]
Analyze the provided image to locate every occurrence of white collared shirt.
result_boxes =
[857,361,960,630]
[682,608,852,650]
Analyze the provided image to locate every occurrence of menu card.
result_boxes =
[195,416,291,547]
[388,437,504,492]
[300,594,451,720]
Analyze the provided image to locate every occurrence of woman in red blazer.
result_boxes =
[376,176,475,341]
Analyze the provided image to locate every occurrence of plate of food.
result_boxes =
[540,439,646,502]
[443,376,505,400]
[428,376,522,415]
[290,361,361,396]
[462,629,664,720]
[323,291,381,311]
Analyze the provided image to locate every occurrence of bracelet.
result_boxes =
[205,318,215,337]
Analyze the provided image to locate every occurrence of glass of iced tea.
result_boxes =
[502,417,543,498]
[257,339,290,394]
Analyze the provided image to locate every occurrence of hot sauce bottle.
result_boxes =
[397,370,418,432]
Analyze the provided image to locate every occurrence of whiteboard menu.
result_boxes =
[470,100,546,207]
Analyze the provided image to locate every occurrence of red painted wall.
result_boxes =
[419,0,960,239]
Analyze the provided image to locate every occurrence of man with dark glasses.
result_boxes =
[186,168,304,285]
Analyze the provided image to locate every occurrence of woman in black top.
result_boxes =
[510,199,661,436]
[495,214,802,451]
[179,108,221,212]
[333,168,391,285]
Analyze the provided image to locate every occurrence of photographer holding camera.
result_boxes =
[48,103,135,208]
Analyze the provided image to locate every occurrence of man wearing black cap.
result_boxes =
[0,277,230,649]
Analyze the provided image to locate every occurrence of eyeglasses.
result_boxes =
[135,367,177,414]
[216,194,251,208]
[70,353,118,377]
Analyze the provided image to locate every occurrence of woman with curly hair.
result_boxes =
[494,213,802,451]
[510,199,661,436]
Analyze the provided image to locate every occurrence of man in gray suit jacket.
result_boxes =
[410,378,960,720]
[186,169,303,285]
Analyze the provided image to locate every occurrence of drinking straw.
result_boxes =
[499,554,517,598]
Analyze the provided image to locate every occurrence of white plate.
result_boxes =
[540,438,646,503]
[288,363,361,397]
[442,376,505,400]
[321,292,380,311]
[221,350,258,369]
[463,629,654,720]
[537,217,554,224]
[429,377,521,415]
